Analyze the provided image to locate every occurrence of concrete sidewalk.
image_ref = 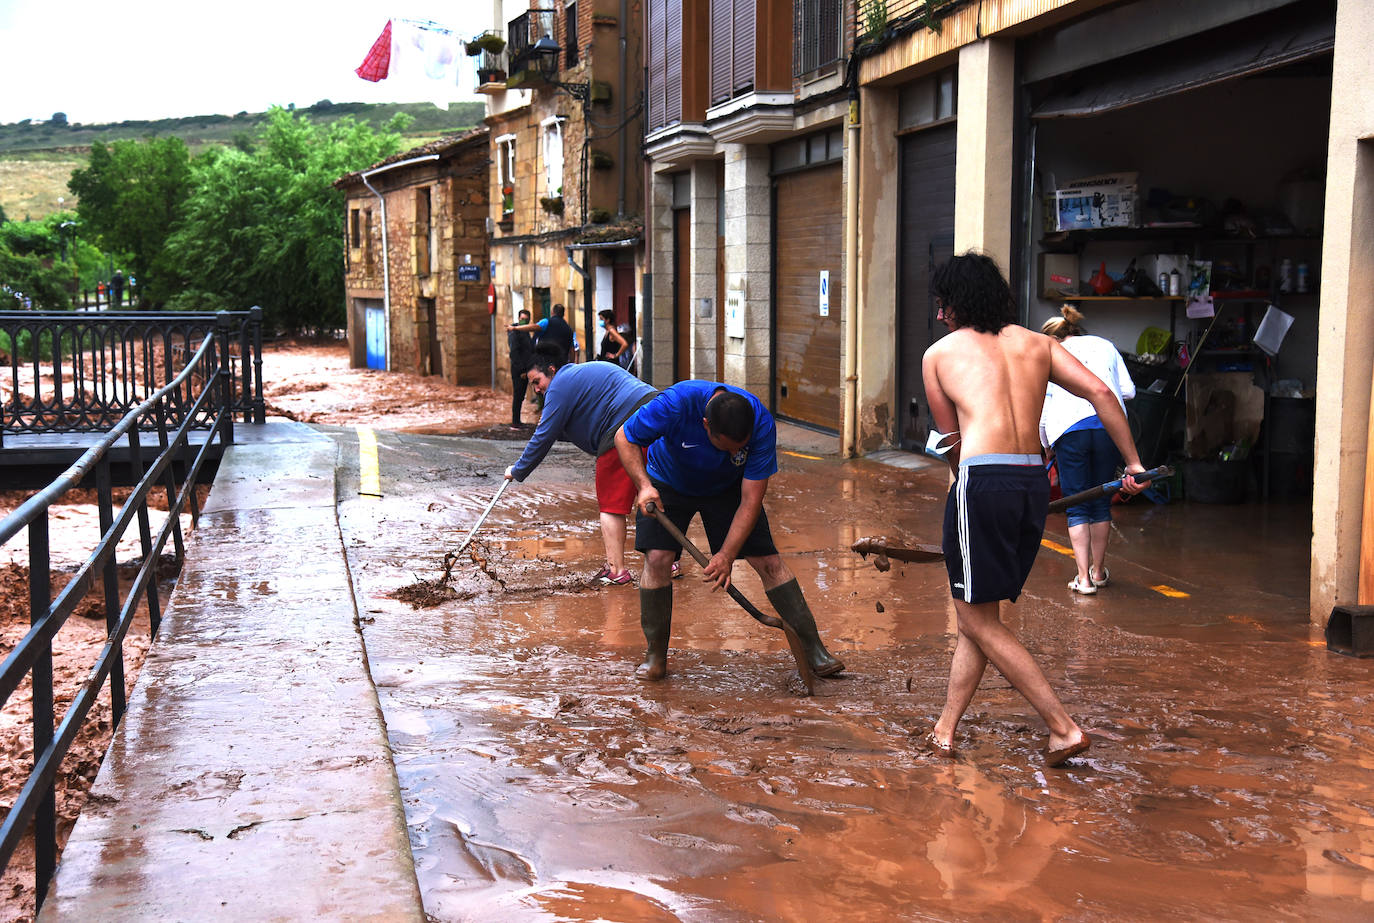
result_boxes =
[40,426,424,920]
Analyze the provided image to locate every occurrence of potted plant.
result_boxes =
[466,32,506,56]
[501,184,514,213]
[588,208,611,224]
[478,64,507,84]
[540,195,564,215]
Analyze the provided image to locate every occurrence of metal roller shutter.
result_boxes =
[773,163,842,431]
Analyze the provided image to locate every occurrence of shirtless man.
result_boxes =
[921,252,1145,768]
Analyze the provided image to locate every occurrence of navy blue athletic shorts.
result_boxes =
[634,478,778,558]
[942,454,1049,605]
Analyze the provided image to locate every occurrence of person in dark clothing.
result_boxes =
[110,269,125,308]
[508,303,576,363]
[508,309,536,428]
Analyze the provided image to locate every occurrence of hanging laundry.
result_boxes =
[387,19,473,108]
[355,20,393,82]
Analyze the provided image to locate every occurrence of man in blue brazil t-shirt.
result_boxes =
[614,382,844,682]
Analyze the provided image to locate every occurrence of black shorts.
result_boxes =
[634,478,779,558]
[942,455,1049,605]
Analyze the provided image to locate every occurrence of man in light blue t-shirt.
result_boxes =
[614,382,843,682]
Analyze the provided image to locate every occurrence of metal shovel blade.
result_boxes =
[647,503,816,695]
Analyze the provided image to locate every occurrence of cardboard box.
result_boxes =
[1054,171,1139,231]
[1039,252,1078,299]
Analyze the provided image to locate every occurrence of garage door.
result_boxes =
[773,163,843,430]
[898,123,956,450]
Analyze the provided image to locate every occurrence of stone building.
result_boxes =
[474,0,646,385]
[336,128,492,384]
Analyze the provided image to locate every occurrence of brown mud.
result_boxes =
[338,427,1374,921]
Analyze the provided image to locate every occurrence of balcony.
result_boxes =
[507,8,555,81]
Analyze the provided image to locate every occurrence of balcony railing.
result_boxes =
[507,8,555,75]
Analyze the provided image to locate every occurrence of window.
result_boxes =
[349,207,362,248]
[794,0,841,76]
[565,2,579,68]
[898,67,958,131]
[496,134,517,215]
[363,208,375,269]
[415,187,434,277]
[542,118,565,198]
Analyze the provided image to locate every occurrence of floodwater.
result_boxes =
[334,427,1374,921]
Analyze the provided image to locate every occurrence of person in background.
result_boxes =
[1039,304,1136,595]
[506,341,657,587]
[507,309,536,429]
[508,303,575,363]
[595,309,629,365]
[921,252,1145,767]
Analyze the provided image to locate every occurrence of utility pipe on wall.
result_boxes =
[842,96,862,458]
[360,154,440,371]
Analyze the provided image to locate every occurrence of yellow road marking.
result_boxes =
[1040,538,1074,556]
[781,450,823,460]
[1044,539,1190,598]
[357,425,382,498]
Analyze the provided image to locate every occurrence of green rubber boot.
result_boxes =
[636,586,672,680]
[766,578,844,676]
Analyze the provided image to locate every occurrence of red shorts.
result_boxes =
[595,449,635,515]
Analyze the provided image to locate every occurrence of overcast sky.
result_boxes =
[0,0,487,125]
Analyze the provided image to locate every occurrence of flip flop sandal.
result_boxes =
[1068,577,1097,595]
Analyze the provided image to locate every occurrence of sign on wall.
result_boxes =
[819,270,830,317]
[725,284,745,339]
[458,265,481,282]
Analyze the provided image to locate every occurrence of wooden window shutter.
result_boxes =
[731,0,754,95]
[665,0,683,124]
[648,0,668,130]
[710,0,732,104]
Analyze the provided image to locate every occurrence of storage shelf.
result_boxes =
[1056,295,1185,302]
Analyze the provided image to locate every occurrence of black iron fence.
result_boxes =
[0,309,265,446]
[0,329,234,911]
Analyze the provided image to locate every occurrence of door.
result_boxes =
[773,163,843,430]
[423,297,442,377]
[365,304,387,370]
[898,123,957,450]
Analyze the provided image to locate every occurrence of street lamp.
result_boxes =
[530,35,590,102]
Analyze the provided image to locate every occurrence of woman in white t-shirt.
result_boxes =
[1040,305,1136,595]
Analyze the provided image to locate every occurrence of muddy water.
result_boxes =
[337,430,1374,921]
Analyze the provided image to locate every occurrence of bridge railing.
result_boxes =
[0,329,235,912]
[0,308,265,447]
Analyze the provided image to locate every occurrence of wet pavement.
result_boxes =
[331,425,1374,921]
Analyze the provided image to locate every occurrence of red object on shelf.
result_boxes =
[1089,262,1115,295]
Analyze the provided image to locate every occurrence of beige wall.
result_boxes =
[1312,0,1374,624]
[855,85,901,452]
[954,38,1015,267]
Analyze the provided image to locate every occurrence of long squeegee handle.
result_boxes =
[1048,464,1173,514]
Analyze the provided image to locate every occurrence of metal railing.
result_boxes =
[507,8,554,74]
[0,329,235,911]
[0,308,265,446]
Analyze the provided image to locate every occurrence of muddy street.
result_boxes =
[318,422,1374,921]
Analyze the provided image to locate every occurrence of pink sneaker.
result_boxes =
[589,564,612,584]
[601,568,634,586]
[671,561,683,579]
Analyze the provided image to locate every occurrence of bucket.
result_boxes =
[1183,459,1247,504]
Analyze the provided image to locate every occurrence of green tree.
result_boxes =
[0,214,85,309]
[67,136,191,306]
[163,107,406,333]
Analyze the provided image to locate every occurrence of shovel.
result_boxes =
[441,476,513,583]
[645,502,817,695]
[851,536,944,567]
[1048,464,1173,514]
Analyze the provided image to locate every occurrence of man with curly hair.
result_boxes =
[921,252,1146,767]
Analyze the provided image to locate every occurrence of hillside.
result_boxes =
[0,100,486,222]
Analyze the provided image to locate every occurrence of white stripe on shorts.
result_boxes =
[956,464,972,602]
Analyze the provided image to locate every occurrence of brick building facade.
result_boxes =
[336,129,492,384]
